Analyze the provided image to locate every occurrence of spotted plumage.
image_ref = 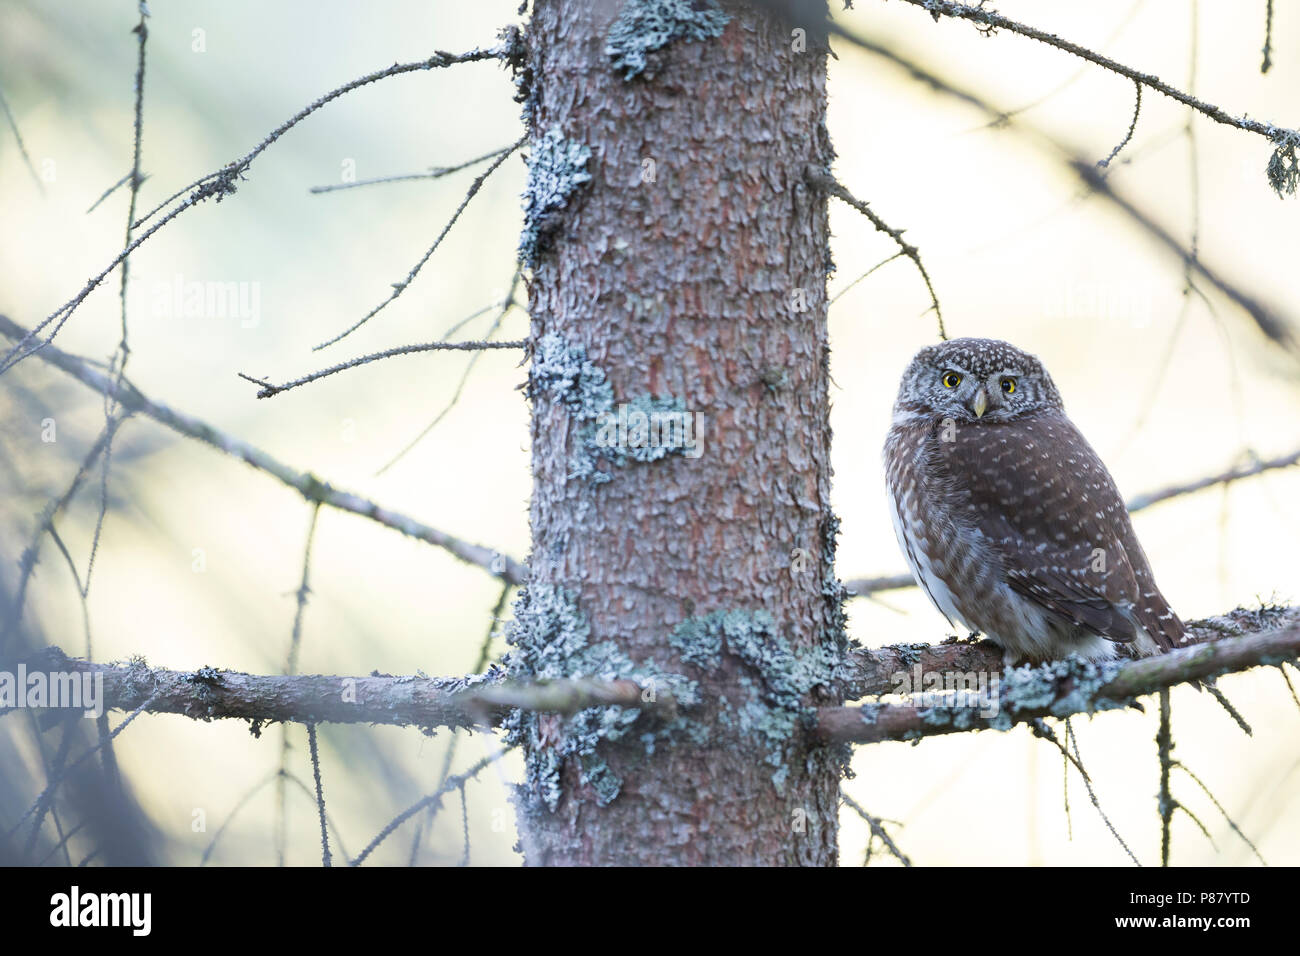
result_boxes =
[883,337,1185,663]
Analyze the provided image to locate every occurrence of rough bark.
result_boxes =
[515,0,843,865]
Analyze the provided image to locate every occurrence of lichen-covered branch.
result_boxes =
[15,609,1294,749]
[0,313,527,586]
[822,607,1300,744]
[10,648,673,732]
[842,606,1299,699]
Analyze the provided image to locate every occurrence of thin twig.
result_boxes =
[376,273,522,475]
[243,339,525,399]
[85,171,144,215]
[828,251,904,307]
[312,137,524,351]
[306,723,332,867]
[1125,447,1300,511]
[1047,718,1140,865]
[0,81,43,191]
[276,505,320,864]
[2,692,160,841]
[841,792,912,866]
[805,166,945,339]
[1157,688,1175,865]
[308,143,517,193]
[1203,679,1253,736]
[350,750,507,866]
[3,415,127,655]
[0,313,527,586]
[1098,80,1141,168]
[1261,0,1274,73]
[892,0,1299,146]
[0,42,513,376]
[1173,761,1266,864]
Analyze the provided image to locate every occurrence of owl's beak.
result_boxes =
[971,387,989,418]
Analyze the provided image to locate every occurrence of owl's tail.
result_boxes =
[1129,598,1186,657]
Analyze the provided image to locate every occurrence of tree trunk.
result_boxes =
[512,0,843,865]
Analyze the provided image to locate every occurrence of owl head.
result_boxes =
[893,337,1063,422]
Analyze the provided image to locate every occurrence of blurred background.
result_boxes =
[0,0,1295,866]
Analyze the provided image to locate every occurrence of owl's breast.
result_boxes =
[883,418,988,631]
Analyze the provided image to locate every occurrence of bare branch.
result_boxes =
[1157,688,1175,865]
[889,0,1299,157]
[350,750,507,867]
[1125,447,1300,511]
[1097,80,1141,169]
[243,339,525,399]
[306,723,331,867]
[0,39,516,376]
[376,272,523,475]
[311,137,525,351]
[307,143,518,194]
[85,171,147,215]
[804,166,946,339]
[0,314,527,587]
[0,80,43,192]
[830,25,1300,351]
[1261,0,1275,74]
[828,251,904,307]
[841,793,912,866]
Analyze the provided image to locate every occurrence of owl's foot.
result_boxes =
[941,630,983,645]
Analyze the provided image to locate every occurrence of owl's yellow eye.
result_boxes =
[1001,377,1017,395]
[941,372,962,388]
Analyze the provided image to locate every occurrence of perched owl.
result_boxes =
[883,337,1185,664]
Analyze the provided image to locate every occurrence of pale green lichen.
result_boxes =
[1266,128,1300,198]
[529,333,694,483]
[820,512,852,662]
[518,126,592,268]
[606,0,731,80]
[503,585,698,811]
[671,609,846,793]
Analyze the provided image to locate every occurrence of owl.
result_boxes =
[883,337,1185,664]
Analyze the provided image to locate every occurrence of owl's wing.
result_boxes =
[937,412,1153,646]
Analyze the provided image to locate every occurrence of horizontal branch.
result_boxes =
[1124,447,1300,511]
[241,339,526,398]
[892,0,1300,151]
[307,142,518,194]
[845,446,1300,597]
[0,313,527,587]
[820,610,1299,745]
[11,649,672,730]
[842,605,1299,699]
[13,610,1293,752]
